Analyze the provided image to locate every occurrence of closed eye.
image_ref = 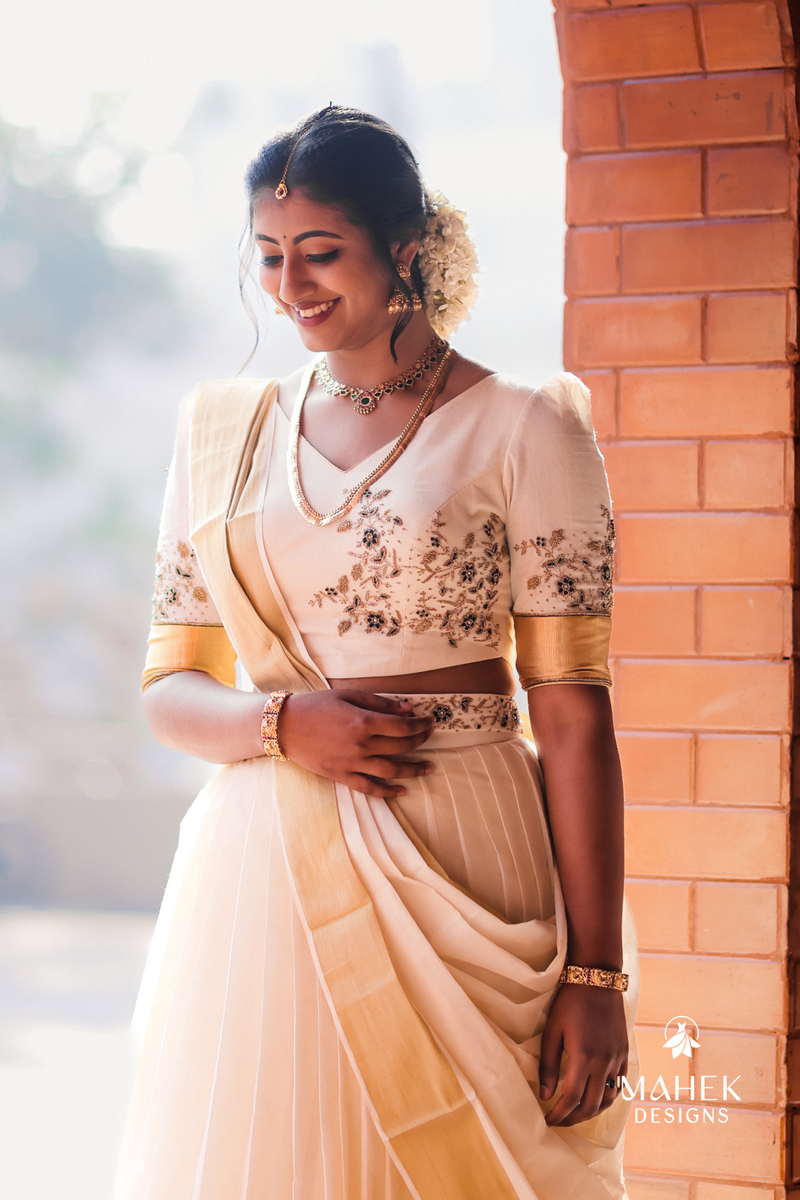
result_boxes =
[260,255,283,267]
[307,250,339,263]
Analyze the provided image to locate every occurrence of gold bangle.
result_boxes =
[559,964,629,992]
[261,690,291,761]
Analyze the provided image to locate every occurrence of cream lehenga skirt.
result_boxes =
[114,695,639,1200]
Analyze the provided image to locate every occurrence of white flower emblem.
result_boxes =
[663,1016,701,1059]
[417,190,479,339]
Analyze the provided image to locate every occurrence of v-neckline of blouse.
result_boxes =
[276,371,499,476]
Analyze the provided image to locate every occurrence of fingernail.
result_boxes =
[424,763,434,775]
[539,1085,550,1099]
[394,787,406,797]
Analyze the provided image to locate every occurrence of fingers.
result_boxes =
[538,1017,563,1105]
[365,732,435,756]
[363,757,434,782]
[335,692,435,741]
[545,1059,625,1127]
[343,772,411,800]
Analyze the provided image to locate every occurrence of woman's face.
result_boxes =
[252,189,404,353]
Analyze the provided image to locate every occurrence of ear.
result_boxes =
[391,234,421,271]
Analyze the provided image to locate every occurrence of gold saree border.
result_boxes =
[142,623,237,691]
[188,378,520,1199]
[278,761,520,1197]
[514,613,612,689]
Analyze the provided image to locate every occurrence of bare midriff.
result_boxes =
[327,656,516,696]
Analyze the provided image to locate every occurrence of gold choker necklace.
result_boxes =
[289,346,455,527]
[314,334,447,415]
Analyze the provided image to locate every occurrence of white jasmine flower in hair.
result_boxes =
[417,190,478,338]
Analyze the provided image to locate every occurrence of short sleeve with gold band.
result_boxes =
[506,373,614,690]
[141,389,237,693]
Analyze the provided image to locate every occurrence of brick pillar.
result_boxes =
[554,3,797,1196]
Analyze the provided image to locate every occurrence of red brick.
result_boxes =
[627,806,786,881]
[559,0,687,7]
[626,879,692,951]
[567,152,702,224]
[693,1031,780,1108]
[611,588,697,656]
[704,440,788,510]
[700,588,787,657]
[616,514,790,583]
[565,227,619,295]
[622,221,795,294]
[695,734,784,806]
[623,71,786,148]
[565,85,620,153]
[626,1182,689,1200]
[604,442,699,510]
[565,297,702,368]
[625,1103,780,1182]
[695,1179,777,1200]
[563,9,701,83]
[616,660,790,732]
[706,292,790,363]
[617,732,693,803]
[618,368,792,437]
[637,951,784,1027]
[583,371,616,438]
[708,146,793,216]
[694,882,781,955]
[700,2,785,71]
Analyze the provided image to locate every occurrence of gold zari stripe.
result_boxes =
[141,623,237,691]
[514,613,612,690]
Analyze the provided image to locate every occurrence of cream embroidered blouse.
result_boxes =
[145,370,614,689]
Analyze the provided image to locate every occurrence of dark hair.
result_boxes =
[240,106,430,362]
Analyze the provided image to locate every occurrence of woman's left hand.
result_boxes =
[538,983,628,1126]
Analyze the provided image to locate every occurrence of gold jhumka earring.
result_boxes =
[388,262,422,314]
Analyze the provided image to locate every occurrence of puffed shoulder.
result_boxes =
[537,371,593,434]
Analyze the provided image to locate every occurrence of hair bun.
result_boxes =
[418,190,479,339]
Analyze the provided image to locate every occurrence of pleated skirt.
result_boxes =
[114,729,638,1200]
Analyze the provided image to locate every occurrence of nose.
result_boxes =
[276,253,314,306]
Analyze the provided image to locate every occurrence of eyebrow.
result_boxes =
[255,230,344,246]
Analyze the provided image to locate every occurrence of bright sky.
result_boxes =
[0,0,494,151]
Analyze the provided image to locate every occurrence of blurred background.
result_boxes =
[0,1,565,1195]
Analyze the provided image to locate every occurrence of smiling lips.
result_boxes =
[290,297,341,324]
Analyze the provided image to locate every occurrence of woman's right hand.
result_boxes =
[278,690,435,798]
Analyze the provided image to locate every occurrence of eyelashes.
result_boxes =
[260,249,340,267]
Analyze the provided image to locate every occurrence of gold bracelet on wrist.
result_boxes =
[261,690,291,761]
[559,964,629,992]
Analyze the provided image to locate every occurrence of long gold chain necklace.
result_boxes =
[314,334,447,415]
[288,345,454,527]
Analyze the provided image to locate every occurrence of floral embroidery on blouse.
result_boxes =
[309,493,508,649]
[309,489,406,637]
[152,537,218,625]
[409,512,507,649]
[390,693,522,734]
[513,505,614,614]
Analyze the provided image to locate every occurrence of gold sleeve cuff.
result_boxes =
[142,624,237,692]
[513,614,612,690]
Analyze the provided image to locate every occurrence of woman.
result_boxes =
[115,106,639,1200]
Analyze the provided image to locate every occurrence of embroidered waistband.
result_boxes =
[378,692,522,735]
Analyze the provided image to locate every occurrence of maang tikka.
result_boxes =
[388,262,422,314]
[274,105,334,200]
